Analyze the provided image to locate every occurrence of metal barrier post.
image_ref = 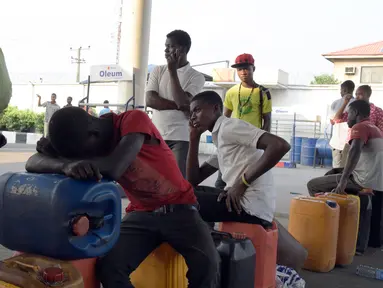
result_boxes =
[291,113,296,165]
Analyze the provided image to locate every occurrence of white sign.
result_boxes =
[90,65,131,82]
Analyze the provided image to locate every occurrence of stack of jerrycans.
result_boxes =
[0,172,122,287]
[316,193,360,265]
[289,196,339,272]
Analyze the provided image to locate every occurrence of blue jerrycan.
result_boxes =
[0,172,122,260]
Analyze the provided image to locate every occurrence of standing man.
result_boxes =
[308,100,383,195]
[64,96,73,108]
[99,100,111,116]
[215,53,272,189]
[146,30,205,177]
[333,84,383,167]
[37,93,60,137]
[0,48,12,148]
[329,80,355,168]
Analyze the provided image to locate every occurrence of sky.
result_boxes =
[1,0,383,84]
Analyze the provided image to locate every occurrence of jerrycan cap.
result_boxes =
[42,267,64,284]
[72,216,90,236]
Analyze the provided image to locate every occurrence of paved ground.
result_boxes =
[0,145,382,287]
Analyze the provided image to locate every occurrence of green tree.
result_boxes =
[311,74,340,85]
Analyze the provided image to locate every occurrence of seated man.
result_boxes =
[187,91,307,271]
[25,107,218,288]
[307,100,383,196]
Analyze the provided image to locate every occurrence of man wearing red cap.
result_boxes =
[215,53,272,189]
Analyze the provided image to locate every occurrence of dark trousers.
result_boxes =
[215,171,226,190]
[308,172,383,248]
[165,140,189,177]
[194,186,272,228]
[369,191,383,247]
[307,173,363,196]
[96,208,219,288]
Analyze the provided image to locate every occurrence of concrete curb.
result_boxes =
[0,131,42,145]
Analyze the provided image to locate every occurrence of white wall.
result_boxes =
[10,83,119,114]
[332,58,383,85]
[9,83,383,125]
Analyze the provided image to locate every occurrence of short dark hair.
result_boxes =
[68,96,73,101]
[49,107,90,158]
[103,100,109,104]
[341,80,355,93]
[166,30,192,53]
[349,100,370,117]
[51,93,57,97]
[191,91,223,112]
[358,85,372,97]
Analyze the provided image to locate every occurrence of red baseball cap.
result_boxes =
[231,53,255,68]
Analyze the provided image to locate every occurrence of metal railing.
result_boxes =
[271,113,322,161]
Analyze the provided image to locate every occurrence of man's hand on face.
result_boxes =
[62,160,102,181]
[344,94,352,103]
[166,49,183,72]
[189,120,207,140]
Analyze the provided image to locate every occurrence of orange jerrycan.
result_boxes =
[0,254,83,288]
[13,252,99,288]
[316,193,360,265]
[130,243,188,288]
[219,221,278,288]
[288,197,339,272]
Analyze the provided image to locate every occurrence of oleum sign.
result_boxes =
[90,65,130,82]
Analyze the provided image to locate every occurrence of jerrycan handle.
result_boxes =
[211,230,247,240]
[211,230,233,239]
[12,261,40,273]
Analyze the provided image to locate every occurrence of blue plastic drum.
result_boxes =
[301,138,318,166]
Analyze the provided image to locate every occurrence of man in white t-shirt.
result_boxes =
[329,80,355,168]
[187,91,308,271]
[37,93,61,137]
[187,90,290,225]
[0,48,12,148]
[146,30,205,176]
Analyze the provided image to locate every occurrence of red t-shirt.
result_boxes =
[110,110,196,212]
[349,119,383,144]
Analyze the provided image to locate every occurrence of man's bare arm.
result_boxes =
[339,139,363,184]
[244,133,290,183]
[168,70,193,109]
[145,91,179,111]
[334,95,352,120]
[186,133,218,186]
[26,133,145,181]
[262,113,271,132]
[224,107,232,118]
